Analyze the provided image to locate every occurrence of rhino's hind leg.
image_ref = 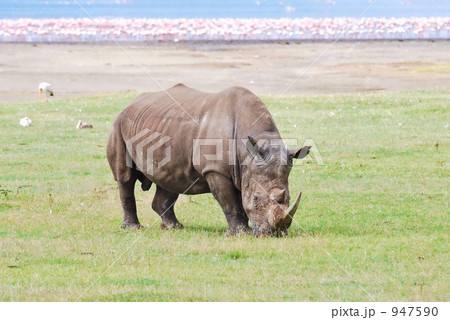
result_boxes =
[205,173,250,235]
[118,176,142,230]
[152,186,183,230]
[107,123,142,230]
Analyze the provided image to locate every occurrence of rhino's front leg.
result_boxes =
[206,173,250,235]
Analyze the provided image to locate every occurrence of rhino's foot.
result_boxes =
[275,228,288,237]
[120,222,143,230]
[225,225,252,236]
[160,221,184,230]
[251,227,287,237]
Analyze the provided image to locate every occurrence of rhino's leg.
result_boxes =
[107,126,142,230]
[152,186,183,230]
[118,176,142,230]
[205,173,250,235]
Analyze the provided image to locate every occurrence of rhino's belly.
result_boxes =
[129,141,210,194]
[148,174,210,195]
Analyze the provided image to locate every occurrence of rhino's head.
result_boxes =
[241,135,310,236]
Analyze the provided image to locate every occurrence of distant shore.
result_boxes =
[1,17,448,43]
[0,40,449,103]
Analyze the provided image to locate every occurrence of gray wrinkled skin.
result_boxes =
[107,84,310,236]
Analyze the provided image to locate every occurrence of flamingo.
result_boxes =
[0,17,448,42]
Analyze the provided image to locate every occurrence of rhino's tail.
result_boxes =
[107,113,153,192]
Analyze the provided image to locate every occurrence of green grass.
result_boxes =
[0,90,448,301]
[410,63,450,74]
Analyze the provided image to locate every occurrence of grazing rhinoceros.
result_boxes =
[107,84,310,236]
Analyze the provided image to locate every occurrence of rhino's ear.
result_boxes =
[247,136,265,158]
[289,146,311,159]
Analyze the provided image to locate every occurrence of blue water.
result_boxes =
[0,0,449,19]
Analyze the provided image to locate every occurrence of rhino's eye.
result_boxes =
[253,195,259,206]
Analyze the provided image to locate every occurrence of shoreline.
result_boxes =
[1,38,449,45]
[1,17,448,43]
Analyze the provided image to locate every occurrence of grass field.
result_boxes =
[0,90,448,301]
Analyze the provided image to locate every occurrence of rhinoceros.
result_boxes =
[107,84,310,236]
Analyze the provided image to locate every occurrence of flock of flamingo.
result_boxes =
[0,17,448,42]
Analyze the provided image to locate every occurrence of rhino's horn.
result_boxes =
[280,191,302,228]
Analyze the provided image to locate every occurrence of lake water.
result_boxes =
[1,0,449,19]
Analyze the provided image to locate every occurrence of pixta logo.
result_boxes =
[126,129,324,176]
[193,137,324,166]
[125,129,171,175]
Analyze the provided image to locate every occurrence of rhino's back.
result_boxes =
[120,83,266,141]
[122,84,209,137]
[115,84,272,193]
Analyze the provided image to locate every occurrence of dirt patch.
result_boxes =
[0,40,448,103]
